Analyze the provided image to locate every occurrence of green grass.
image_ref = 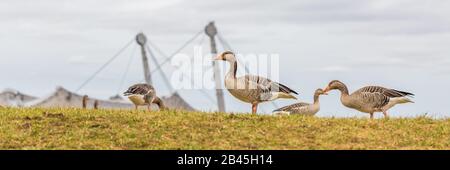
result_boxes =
[0,107,449,150]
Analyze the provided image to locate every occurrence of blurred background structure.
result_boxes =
[1,0,449,117]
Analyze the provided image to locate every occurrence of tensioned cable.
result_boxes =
[75,38,135,92]
[197,33,206,49]
[217,33,232,51]
[146,38,169,59]
[146,34,217,105]
[116,44,137,94]
[145,44,174,93]
[138,29,203,82]
[149,29,203,75]
[192,34,218,104]
[217,32,250,73]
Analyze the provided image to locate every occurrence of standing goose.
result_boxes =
[214,51,298,114]
[123,83,166,111]
[323,80,414,119]
[273,88,327,116]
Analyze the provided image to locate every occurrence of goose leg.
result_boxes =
[383,111,389,118]
[251,103,258,114]
[369,113,374,119]
[135,105,138,110]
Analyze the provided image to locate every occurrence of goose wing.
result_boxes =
[356,91,390,109]
[353,86,413,109]
[273,102,310,113]
[123,83,155,96]
[354,86,414,98]
[242,75,298,94]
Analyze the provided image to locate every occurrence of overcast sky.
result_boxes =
[1,0,449,117]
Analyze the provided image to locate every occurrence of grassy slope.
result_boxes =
[0,107,449,150]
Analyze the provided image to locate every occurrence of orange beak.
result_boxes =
[213,54,222,61]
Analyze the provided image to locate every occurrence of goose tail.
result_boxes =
[392,97,414,104]
[268,92,297,101]
[278,93,297,100]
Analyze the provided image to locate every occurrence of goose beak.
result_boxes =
[323,92,329,95]
[213,54,222,61]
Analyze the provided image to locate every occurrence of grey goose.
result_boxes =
[323,80,414,119]
[214,51,298,114]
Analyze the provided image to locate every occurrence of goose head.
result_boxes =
[152,96,167,111]
[214,51,236,62]
[323,80,346,93]
[315,88,328,96]
[313,88,328,103]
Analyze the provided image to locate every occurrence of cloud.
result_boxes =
[67,55,90,64]
[0,0,449,115]
[316,65,351,72]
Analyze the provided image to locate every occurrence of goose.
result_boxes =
[323,80,414,119]
[82,95,88,109]
[273,88,327,116]
[151,96,167,111]
[123,83,166,111]
[214,51,298,114]
[93,100,99,110]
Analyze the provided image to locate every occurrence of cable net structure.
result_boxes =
[45,21,277,112]
[1,22,280,113]
[71,24,216,111]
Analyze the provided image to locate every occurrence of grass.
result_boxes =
[0,107,449,150]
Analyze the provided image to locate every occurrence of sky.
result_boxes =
[1,0,449,118]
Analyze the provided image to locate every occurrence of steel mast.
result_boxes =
[205,22,226,112]
[136,32,153,85]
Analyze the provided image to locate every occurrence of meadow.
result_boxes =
[0,107,449,150]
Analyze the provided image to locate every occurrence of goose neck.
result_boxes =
[225,60,237,79]
[338,83,350,96]
[153,97,166,110]
[313,94,320,104]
